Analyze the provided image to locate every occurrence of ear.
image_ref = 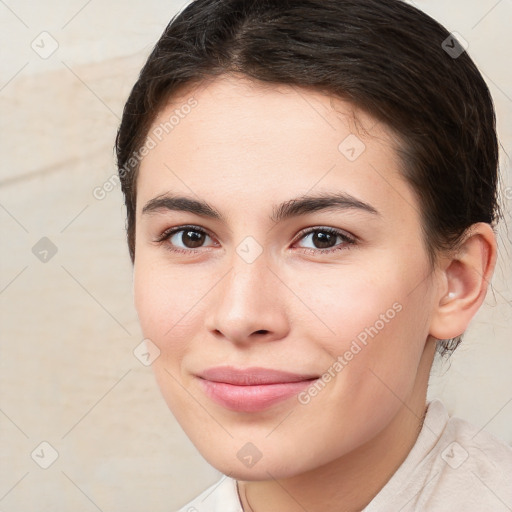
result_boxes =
[429,223,497,341]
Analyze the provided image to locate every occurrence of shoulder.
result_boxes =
[176,476,242,512]
[439,399,512,470]
[422,400,512,510]
[365,399,512,512]
[437,401,512,491]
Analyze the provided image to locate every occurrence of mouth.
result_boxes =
[196,366,319,412]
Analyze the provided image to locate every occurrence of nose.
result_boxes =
[204,250,289,346]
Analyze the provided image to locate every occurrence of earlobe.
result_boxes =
[429,223,497,341]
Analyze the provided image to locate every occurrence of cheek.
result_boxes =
[291,262,404,347]
[294,279,432,454]
[300,257,433,389]
[133,260,193,357]
[133,262,201,420]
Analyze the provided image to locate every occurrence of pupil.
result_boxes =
[184,230,204,248]
[314,231,334,248]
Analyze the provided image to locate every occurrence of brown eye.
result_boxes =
[173,229,207,249]
[306,230,337,249]
[156,225,215,254]
[295,227,356,254]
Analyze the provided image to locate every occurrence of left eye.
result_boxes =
[295,227,356,253]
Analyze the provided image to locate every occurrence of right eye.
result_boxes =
[155,225,218,254]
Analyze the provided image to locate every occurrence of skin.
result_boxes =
[133,74,496,511]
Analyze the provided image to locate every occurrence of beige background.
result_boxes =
[0,1,511,511]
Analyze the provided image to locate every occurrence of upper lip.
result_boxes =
[197,366,319,385]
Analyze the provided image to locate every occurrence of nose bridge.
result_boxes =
[219,229,270,294]
[206,238,287,342]
[222,242,271,312]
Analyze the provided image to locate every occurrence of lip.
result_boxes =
[197,366,319,412]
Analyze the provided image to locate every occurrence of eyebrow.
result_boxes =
[141,191,380,223]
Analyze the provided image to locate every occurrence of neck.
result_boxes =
[238,340,436,512]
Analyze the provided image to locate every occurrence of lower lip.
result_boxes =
[199,379,316,412]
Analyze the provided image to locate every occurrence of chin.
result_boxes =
[210,458,299,481]
[193,439,320,481]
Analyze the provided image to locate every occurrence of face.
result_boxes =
[133,74,440,480]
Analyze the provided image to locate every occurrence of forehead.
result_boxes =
[136,75,418,223]
[149,74,387,152]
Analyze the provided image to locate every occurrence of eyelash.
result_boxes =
[154,224,357,256]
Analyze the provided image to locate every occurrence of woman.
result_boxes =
[115,0,512,510]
